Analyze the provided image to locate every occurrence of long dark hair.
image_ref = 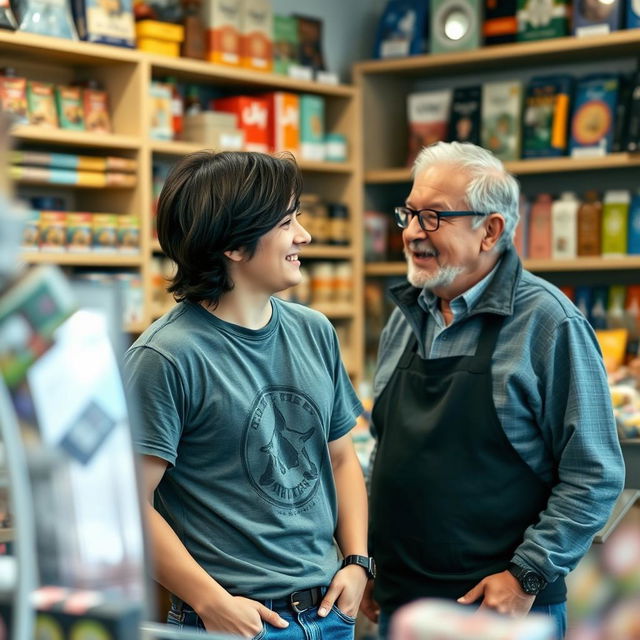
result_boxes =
[157,150,303,306]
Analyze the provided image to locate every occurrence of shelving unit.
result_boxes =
[354,29,640,378]
[4,30,364,384]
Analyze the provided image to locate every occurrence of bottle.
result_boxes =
[602,189,631,256]
[527,193,553,260]
[577,190,602,257]
[551,192,579,260]
[181,0,205,60]
[166,76,184,139]
[184,85,202,116]
[329,203,349,246]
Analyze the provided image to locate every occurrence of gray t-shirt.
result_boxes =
[124,298,363,600]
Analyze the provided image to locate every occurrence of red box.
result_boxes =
[213,96,269,152]
[260,91,299,154]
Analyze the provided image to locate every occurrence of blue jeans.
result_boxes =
[378,602,567,640]
[166,599,355,639]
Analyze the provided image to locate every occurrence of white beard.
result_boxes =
[406,254,464,290]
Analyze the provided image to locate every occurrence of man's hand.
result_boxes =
[197,594,289,638]
[317,564,369,618]
[457,570,535,617]
[359,579,380,623]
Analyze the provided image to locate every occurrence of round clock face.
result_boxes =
[572,100,612,145]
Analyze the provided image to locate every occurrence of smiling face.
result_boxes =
[232,206,312,296]
[403,164,502,299]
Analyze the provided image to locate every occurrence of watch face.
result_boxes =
[522,571,545,594]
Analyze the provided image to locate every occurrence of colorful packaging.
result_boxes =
[240,0,273,71]
[448,85,481,145]
[72,0,135,47]
[527,193,553,259]
[55,85,85,130]
[117,215,140,253]
[22,209,40,251]
[40,211,67,252]
[299,94,325,161]
[373,0,429,58]
[570,74,618,157]
[483,0,518,44]
[572,0,622,35]
[66,212,93,252]
[406,89,452,166]
[481,80,523,162]
[27,81,58,127]
[551,191,579,259]
[601,189,630,256]
[0,71,28,124]
[517,0,569,41]
[273,14,298,75]
[577,190,602,257]
[213,95,269,152]
[149,81,173,141]
[205,0,241,65]
[92,214,118,252]
[83,86,112,133]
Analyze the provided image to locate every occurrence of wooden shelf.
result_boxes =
[12,126,140,150]
[365,153,640,183]
[353,29,640,78]
[311,302,356,318]
[21,252,143,267]
[146,53,355,97]
[365,256,640,277]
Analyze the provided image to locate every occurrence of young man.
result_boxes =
[361,142,624,639]
[124,151,371,639]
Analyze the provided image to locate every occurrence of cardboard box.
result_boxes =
[205,0,242,65]
[72,0,135,47]
[261,91,300,154]
[213,95,269,151]
[240,0,273,71]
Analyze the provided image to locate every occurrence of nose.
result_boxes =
[295,218,312,245]
[404,213,427,240]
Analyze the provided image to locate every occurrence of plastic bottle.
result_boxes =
[551,192,579,259]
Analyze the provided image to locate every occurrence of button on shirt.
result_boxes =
[371,248,624,584]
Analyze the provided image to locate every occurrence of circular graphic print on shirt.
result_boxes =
[243,385,325,509]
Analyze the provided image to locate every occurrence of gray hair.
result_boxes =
[413,142,520,252]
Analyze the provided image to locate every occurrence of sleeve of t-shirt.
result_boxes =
[327,326,364,442]
[123,345,186,466]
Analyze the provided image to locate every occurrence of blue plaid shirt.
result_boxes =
[371,247,624,584]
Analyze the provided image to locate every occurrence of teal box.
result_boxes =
[299,94,325,161]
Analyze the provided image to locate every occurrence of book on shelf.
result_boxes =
[448,85,481,146]
[569,74,618,158]
[374,0,429,58]
[481,80,522,162]
[572,0,622,36]
[11,151,138,173]
[483,0,518,45]
[516,0,569,41]
[10,166,137,187]
[625,71,640,153]
[601,189,630,256]
[522,75,571,158]
[407,89,452,166]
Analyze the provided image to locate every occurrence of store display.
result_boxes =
[430,0,482,53]
[72,0,135,47]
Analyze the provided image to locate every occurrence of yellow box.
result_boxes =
[135,20,184,42]
[137,38,181,57]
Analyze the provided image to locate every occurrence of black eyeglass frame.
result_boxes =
[394,206,489,232]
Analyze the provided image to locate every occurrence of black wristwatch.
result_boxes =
[507,563,547,595]
[342,555,376,579]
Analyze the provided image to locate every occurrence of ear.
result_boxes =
[224,248,246,262]
[480,213,505,252]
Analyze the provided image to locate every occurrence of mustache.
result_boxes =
[407,240,438,254]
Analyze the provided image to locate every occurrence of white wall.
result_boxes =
[271,0,386,82]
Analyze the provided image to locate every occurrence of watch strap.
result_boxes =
[342,554,376,579]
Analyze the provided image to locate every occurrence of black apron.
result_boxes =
[369,313,566,611]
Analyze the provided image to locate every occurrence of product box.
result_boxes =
[27,81,58,127]
[260,91,300,154]
[527,193,553,259]
[628,0,640,28]
[601,190,630,256]
[205,0,242,65]
[22,209,40,251]
[481,80,523,162]
[299,94,325,161]
[431,0,482,53]
[273,14,298,75]
[551,192,579,259]
[483,0,518,44]
[569,74,618,157]
[40,211,67,252]
[92,213,119,252]
[517,0,569,41]
[294,14,325,72]
[240,0,273,71]
[136,20,184,57]
[55,85,85,130]
[625,72,640,153]
[117,215,140,253]
[0,73,28,124]
[214,95,269,152]
[183,111,245,149]
[522,75,571,158]
[448,85,481,145]
[628,192,640,255]
[149,81,173,141]
[66,212,93,252]
[406,89,452,166]
[72,0,135,47]
[83,86,112,133]
[572,0,622,36]
[373,0,429,58]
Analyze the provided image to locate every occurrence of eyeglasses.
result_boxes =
[394,206,489,232]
